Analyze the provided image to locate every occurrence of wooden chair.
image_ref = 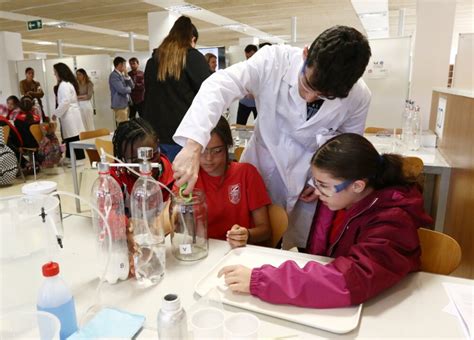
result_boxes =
[402,156,424,191]
[231,124,254,130]
[267,204,288,248]
[79,128,110,165]
[95,138,114,162]
[1,125,10,143]
[365,127,402,135]
[234,147,245,162]
[418,228,461,275]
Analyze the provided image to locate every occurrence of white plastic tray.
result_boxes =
[194,246,362,334]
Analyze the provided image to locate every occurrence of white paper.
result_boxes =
[443,282,474,340]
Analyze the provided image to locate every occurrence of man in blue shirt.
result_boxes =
[109,56,134,125]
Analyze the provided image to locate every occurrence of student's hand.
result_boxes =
[217,265,252,294]
[51,115,57,121]
[299,185,318,202]
[172,139,202,194]
[226,225,248,248]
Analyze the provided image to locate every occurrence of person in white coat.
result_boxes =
[173,26,372,249]
[51,63,86,166]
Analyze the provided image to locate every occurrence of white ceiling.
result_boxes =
[0,0,472,58]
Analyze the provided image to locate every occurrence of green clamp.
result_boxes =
[179,183,193,203]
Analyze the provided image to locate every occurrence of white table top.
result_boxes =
[11,214,467,339]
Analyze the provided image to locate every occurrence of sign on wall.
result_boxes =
[27,20,42,31]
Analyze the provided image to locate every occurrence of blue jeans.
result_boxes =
[160,144,182,163]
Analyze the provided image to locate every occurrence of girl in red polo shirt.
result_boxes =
[193,116,271,248]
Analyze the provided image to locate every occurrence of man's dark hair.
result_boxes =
[129,57,139,64]
[244,44,258,54]
[113,56,126,68]
[306,26,371,99]
[25,67,34,74]
[258,42,272,48]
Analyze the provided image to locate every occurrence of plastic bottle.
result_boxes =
[91,154,129,284]
[130,147,165,285]
[409,105,422,151]
[37,262,78,340]
[157,294,188,339]
[401,99,413,147]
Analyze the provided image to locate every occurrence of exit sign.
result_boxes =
[27,20,43,31]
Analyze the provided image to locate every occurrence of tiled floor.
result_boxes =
[0,164,97,218]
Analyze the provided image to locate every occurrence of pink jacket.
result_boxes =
[250,185,433,308]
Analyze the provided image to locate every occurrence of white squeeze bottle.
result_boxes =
[91,154,129,284]
[37,262,78,340]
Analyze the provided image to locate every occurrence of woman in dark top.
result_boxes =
[143,15,210,162]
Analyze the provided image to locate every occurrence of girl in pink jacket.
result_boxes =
[218,133,433,308]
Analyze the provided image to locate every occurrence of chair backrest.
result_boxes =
[267,204,288,248]
[402,156,424,190]
[365,127,402,135]
[234,147,245,162]
[80,128,110,165]
[95,138,114,162]
[1,125,10,144]
[418,228,461,275]
[29,124,44,145]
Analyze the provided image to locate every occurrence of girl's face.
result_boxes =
[200,133,227,177]
[76,72,84,82]
[311,166,364,211]
[121,136,161,178]
[7,99,17,110]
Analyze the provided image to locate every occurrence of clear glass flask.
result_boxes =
[170,189,208,261]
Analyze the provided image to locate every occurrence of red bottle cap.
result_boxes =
[42,262,60,277]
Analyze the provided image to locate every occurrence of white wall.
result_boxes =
[363,37,411,129]
[410,0,456,129]
[452,33,473,90]
[147,11,179,54]
[0,31,23,104]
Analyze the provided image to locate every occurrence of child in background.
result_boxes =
[111,117,175,214]
[38,122,63,169]
[14,96,41,149]
[189,116,271,248]
[219,133,432,308]
[6,96,21,120]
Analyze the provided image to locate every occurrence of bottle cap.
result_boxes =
[42,262,60,277]
[161,294,181,312]
[137,147,153,161]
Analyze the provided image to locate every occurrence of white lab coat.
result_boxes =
[174,45,371,248]
[53,81,85,139]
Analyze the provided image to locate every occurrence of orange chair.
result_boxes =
[79,128,110,165]
[418,228,462,275]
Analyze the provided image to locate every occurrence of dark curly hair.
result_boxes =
[306,26,371,99]
[112,117,158,161]
[53,62,79,95]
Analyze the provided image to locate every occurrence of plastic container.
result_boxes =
[0,311,60,340]
[157,294,188,339]
[0,194,60,313]
[170,189,208,261]
[22,181,64,248]
[37,262,78,340]
[91,156,129,284]
[130,147,165,285]
[408,105,422,151]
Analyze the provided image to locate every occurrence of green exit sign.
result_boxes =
[27,20,43,31]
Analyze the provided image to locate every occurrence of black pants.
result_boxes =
[63,135,85,160]
[129,101,144,119]
[236,103,258,125]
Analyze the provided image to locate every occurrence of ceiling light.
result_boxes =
[118,33,136,38]
[36,41,55,45]
[366,27,389,32]
[44,21,71,28]
[165,4,202,13]
[358,12,387,19]
[92,47,104,50]
[221,24,248,32]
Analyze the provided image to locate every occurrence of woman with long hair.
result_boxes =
[52,62,85,166]
[76,68,95,131]
[143,15,210,162]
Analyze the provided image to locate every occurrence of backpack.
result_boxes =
[38,133,63,168]
[0,128,18,185]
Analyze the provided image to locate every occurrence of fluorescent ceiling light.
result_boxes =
[36,41,54,45]
[366,27,389,32]
[165,4,202,13]
[358,12,387,19]
[222,23,248,32]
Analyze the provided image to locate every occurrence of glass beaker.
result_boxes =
[170,189,208,261]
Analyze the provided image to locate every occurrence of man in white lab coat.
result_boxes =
[173,26,372,249]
